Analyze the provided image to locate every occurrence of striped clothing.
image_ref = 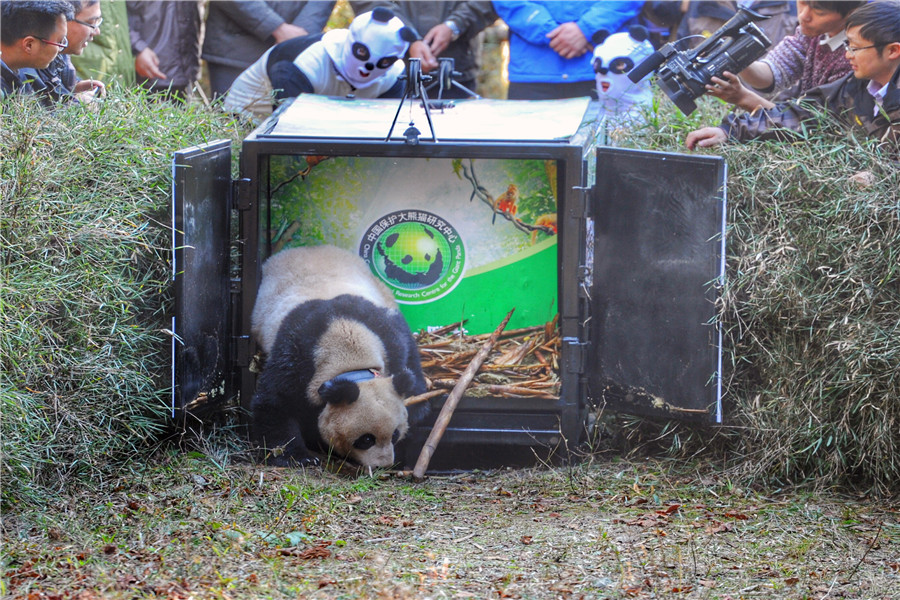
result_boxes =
[759,27,851,98]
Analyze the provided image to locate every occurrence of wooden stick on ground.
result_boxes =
[411,308,515,481]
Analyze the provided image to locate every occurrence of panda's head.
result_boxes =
[591,26,654,100]
[329,7,416,90]
[316,368,415,467]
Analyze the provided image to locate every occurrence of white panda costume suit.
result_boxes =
[250,245,428,468]
[223,7,416,122]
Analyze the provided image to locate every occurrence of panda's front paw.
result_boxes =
[264,447,321,468]
[295,455,321,468]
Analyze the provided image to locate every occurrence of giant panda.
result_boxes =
[250,245,427,468]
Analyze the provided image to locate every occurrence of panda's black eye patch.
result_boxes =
[402,255,412,264]
[376,56,398,69]
[353,433,376,450]
[352,42,370,61]
[391,429,401,444]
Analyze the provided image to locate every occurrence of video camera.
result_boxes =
[627,6,772,115]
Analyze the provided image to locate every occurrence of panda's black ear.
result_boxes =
[400,27,417,43]
[629,25,650,42]
[391,368,419,397]
[318,379,360,405]
[372,7,393,23]
[591,29,611,46]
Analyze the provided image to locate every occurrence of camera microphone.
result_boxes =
[627,49,667,84]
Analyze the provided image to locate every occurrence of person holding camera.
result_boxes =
[708,0,864,112]
[686,0,900,149]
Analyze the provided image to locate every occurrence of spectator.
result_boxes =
[224,8,414,121]
[70,0,136,88]
[677,1,797,50]
[708,1,864,112]
[202,1,336,98]
[1,0,74,106]
[126,0,203,101]
[685,0,900,149]
[492,1,643,100]
[23,0,107,104]
[351,1,498,99]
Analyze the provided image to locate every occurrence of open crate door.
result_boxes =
[172,140,232,418]
[590,148,725,422]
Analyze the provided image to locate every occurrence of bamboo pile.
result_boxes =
[407,314,561,406]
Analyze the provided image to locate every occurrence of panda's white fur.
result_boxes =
[251,245,396,355]
[250,245,426,468]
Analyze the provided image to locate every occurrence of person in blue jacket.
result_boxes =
[493,1,643,99]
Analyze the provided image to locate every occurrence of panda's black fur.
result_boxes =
[250,246,427,468]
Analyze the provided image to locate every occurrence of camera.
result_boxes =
[627,6,772,115]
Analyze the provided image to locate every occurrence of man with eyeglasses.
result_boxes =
[1,0,74,106]
[687,0,900,148]
[22,0,107,103]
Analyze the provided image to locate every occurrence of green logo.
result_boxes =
[359,210,466,304]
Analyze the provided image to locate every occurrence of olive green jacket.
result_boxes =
[70,0,136,87]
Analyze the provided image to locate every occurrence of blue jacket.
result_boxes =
[493,1,643,84]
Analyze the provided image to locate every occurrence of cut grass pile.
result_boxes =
[719,124,900,494]
[0,91,248,508]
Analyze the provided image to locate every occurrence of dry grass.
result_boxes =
[3,453,898,599]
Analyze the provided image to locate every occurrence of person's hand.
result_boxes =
[706,71,773,111]
[272,23,308,43]
[135,48,166,80]
[685,127,728,150]
[409,40,439,72]
[423,23,454,57]
[73,79,105,97]
[547,22,590,59]
[705,72,745,103]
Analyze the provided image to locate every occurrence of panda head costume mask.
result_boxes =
[326,7,416,90]
[591,26,654,117]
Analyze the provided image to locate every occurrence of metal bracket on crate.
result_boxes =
[387,59,438,144]
[425,57,481,100]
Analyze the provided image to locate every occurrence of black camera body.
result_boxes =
[628,6,773,115]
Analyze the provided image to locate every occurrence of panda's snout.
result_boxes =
[358,443,394,468]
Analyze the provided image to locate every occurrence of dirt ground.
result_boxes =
[3,453,899,599]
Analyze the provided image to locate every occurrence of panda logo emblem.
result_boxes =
[377,222,446,287]
[360,210,465,304]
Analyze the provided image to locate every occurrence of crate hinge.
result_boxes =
[562,337,588,375]
[232,178,252,211]
[570,185,591,220]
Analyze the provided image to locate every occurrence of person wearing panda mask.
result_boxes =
[224,7,416,122]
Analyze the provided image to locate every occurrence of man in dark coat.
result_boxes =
[126,0,203,101]
[201,1,336,97]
